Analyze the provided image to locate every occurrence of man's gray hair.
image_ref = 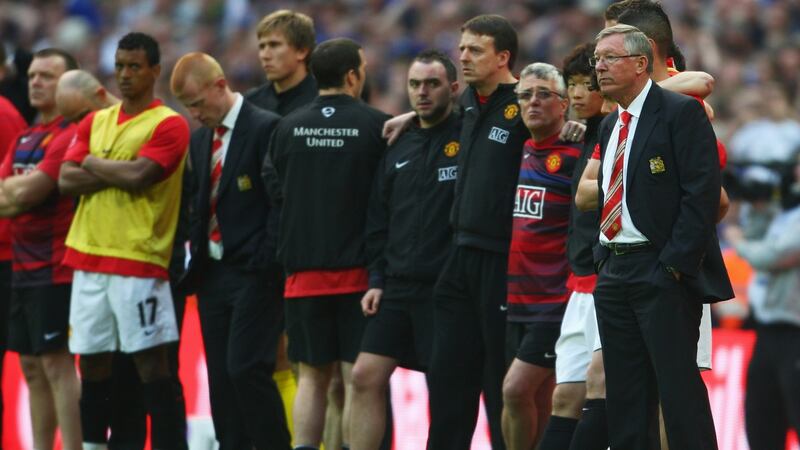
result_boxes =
[518,62,565,96]
[595,24,653,74]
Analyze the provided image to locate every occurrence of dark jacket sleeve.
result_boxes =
[175,130,204,293]
[365,156,390,289]
[658,98,721,276]
[248,117,281,274]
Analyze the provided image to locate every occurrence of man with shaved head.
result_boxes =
[171,52,289,450]
[56,70,118,124]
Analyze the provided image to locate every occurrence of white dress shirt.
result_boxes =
[209,93,244,259]
[599,79,652,245]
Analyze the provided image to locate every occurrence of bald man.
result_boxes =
[56,70,119,124]
[171,53,289,450]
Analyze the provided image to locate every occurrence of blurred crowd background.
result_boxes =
[2,0,800,324]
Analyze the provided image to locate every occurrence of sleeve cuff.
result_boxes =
[368,271,385,290]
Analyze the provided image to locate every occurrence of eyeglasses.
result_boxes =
[516,89,564,103]
[589,54,643,68]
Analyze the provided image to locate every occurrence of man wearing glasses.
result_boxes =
[501,62,582,450]
[590,25,731,449]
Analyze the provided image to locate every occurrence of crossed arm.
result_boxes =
[59,156,164,196]
[0,171,57,217]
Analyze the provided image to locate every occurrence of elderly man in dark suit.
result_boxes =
[590,24,733,450]
[170,52,290,450]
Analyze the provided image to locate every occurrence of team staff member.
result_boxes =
[0,43,27,443]
[422,15,528,450]
[349,49,460,450]
[590,25,732,449]
[246,9,317,115]
[0,48,82,450]
[501,62,580,450]
[576,5,726,447]
[263,38,390,450]
[58,32,189,450]
[246,9,318,440]
[537,43,609,450]
[171,52,290,450]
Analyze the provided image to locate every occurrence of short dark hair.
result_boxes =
[617,3,674,60]
[309,38,362,90]
[562,42,598,90]
[668,42,686,71]
[461,15,518,71]
[118,32,160,66]
[413,49,458,83]
[33,48,79,71]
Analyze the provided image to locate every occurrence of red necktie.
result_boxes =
[600,111,632,241]
[209,125,228,243]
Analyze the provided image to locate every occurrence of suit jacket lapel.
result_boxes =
[626,84,661,187]
[218,102,251,197]
[597,110,618,204]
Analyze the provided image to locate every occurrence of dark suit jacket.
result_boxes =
[593,83,734,303]
[182,100,282,288]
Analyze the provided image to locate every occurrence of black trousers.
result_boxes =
[426,246,507,450]
[594,249,716,450]
[745,324,800,450]
[196,261,289,450]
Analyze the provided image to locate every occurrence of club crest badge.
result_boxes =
[546,153,562,173]
[649,156,666,174]
[237,175,253,191]
[504,104,519,120]
[443,141,460,157]
[321,107,336,118]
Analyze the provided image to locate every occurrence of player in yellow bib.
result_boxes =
[58,32,190,450]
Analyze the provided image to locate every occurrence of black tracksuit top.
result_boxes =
[567,115,603,277]
[366,111,462,291]
[245,74,318,117]
[450,83,530,253]
[265,94,391,273]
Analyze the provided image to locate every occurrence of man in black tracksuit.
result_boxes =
[426,15,530,450]
[263,38,390,450]
[246,10,318,116]
[348,49,461,450]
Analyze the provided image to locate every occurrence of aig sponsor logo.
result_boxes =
[437,166,457,182]
[513,185,546,219]
[488,127,509,144]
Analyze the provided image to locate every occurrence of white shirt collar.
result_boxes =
[618,78,652,122]
[220,93,244,131]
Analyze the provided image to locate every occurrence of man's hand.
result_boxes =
[559,120,587,142]
[361,288,383,316]
[382,112,416,146]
